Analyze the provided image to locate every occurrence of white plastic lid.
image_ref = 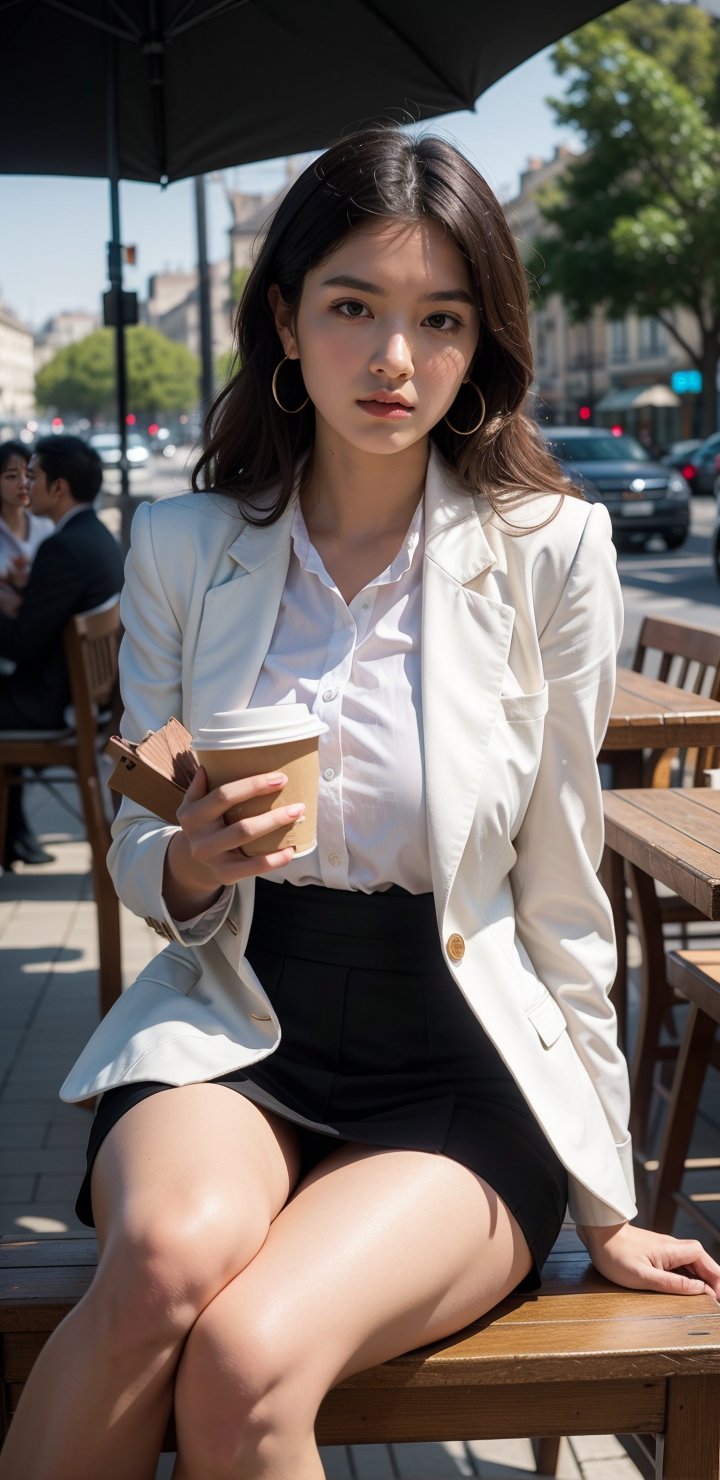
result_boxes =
[193,703,328,749]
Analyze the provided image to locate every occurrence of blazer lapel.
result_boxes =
[422,451,515,912]
[189,503,295,736]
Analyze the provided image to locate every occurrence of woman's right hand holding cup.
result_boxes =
[163,766,303,920]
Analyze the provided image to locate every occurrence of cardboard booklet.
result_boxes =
[106,717,199,824]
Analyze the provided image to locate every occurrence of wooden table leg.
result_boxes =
[601,844,628,1052]
[600,750,643,1056]
[660,1374,720,1478]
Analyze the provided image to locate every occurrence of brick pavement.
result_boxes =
[0,775,677,1478]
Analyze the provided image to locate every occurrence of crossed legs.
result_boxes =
[0,1087,532,1480]
[173,1139,532,1479]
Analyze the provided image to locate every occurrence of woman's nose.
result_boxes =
[370,332,414,379]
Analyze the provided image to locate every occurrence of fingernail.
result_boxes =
[268,773,288,785]
[287,803,305,817]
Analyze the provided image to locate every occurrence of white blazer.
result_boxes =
[61,448,635,1228]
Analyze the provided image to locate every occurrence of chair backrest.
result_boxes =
[632,615,720,783]
[62,601,121,762]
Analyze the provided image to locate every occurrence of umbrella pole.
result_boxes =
[106,36,133,552]
[194,176,215,416]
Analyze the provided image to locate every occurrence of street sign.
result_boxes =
[671,369,702,394]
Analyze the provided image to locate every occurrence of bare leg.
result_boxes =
[173,1143,533,1480]
[0,1087,300,1480]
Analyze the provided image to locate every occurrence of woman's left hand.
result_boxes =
[576,1221,720,1299]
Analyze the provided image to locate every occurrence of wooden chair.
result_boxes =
[2,1235,720,1478]
[631,615,720,787]
[0,599,122,1016]
[648,948,720,1245]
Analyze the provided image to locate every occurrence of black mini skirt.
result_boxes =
[77,878,568,1287]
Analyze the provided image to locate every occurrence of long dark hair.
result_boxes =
[192,127,576,522]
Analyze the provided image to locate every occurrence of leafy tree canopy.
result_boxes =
[36,325,199,419]
[537,0,720,430]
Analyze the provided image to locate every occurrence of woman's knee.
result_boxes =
[89,1197,266,1359]
[175,1300,323,1474]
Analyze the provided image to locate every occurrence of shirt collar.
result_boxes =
[290,496,424,592]
[54,503,90,535]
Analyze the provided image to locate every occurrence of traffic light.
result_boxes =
[579,405,592,422]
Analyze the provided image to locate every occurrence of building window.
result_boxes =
[638,316,665,358]
[610,319,628,362]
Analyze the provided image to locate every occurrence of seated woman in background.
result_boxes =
[0,439,54,604]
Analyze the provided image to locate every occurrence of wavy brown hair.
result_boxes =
[192,126,577,522]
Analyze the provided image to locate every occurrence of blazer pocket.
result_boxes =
[139,945,203,997]
[526,991,567,1048]
[500,682,549,724]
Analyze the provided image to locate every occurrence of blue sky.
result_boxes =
[1,47,569,331]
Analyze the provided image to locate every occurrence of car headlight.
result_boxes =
[667,473,690,498]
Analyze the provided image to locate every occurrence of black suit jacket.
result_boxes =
[0,506,124,729]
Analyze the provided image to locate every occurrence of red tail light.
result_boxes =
[681,464,697,480]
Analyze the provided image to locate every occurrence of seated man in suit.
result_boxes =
[0,435,125,868]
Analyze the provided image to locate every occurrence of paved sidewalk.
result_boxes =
[1,775,698,1479]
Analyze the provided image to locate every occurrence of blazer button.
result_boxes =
[446,933,465,962]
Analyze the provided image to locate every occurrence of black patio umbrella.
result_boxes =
[1,0,627,539]
[3,1,626,184]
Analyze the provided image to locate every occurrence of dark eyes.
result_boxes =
[332,300,462,333]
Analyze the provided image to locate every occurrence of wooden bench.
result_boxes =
[2,1238,720,1477]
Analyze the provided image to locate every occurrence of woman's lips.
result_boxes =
[357,400,413,419]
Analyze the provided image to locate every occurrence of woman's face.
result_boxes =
[271,216,480,457]
[0,455,30,511]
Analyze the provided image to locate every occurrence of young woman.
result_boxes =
[0,440,53,598]
[3,127,718,1480]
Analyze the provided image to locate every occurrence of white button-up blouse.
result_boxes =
[170,495,433,936]
[251,497,431,894]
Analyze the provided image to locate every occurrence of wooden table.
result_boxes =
[599,675,720,1038]
[602,668,720,787]
[603,788,720,922]
[603,788,720,1187]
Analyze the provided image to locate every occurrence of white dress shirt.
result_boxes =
[251,497,431,893]
[170,495,432,936]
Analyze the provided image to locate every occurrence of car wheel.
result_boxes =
[664,530,688,551]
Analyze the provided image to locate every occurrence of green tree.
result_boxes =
[536,1,720,433]
[36,326,200,420]
[231,266,250,305]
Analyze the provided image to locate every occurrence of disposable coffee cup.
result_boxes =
[193,704,328,857]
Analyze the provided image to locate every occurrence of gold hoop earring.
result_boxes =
[443,382,486,437]
[271,355,309,414]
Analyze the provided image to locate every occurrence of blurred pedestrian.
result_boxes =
[0,435,124,869]
[0,440,53,603]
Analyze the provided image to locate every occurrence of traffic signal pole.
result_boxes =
[106,35,134,553]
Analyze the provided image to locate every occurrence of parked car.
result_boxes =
[670,432,720,497]
[660,439,703,488]
[87,431,150,468]
[540,426,691,550]
[712,482,720,581]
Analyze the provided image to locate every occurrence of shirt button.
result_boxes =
[328,851,341,867]
[323,767,335,781]
[446,933,465,962]
[322,687,338,702]
[361,600,370,610]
